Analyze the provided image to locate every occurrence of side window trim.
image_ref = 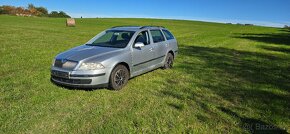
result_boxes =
[160,29,167,41]
[148,29,154,44]
[145,31,151,45]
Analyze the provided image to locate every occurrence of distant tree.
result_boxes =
[28,4,35,10]
[27,3,39,15]
[284,25,289,28]
[58,11,70,18]
[35,6,48,16]
[48,11,70,18]
[0,5,16,14]
[245,24,254,26]
[48,11,59,17]
[0,5,32,16]
[15,7,25,15]
[0,6,4,14]
[23,9,31,16]
[0,4,70,18]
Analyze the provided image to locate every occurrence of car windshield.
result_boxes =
[86,30,135,48]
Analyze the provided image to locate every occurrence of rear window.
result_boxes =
[162,29,175,40]
[150,30,165,43]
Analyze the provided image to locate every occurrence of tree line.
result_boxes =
[284,25,290,29]
[0,4,70,18]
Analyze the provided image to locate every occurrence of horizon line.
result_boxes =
[71,16,287,28]
[68,13,288,28]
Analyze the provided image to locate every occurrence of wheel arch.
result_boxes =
[168,50,175,59]
[111,61,131,76]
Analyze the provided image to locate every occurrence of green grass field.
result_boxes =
[0,15,289,133]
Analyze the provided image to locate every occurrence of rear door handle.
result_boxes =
[149,48,153,51]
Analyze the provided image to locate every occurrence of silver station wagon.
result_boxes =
[51,26,178,90]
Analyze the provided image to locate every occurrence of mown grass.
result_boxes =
[0,15,289,133]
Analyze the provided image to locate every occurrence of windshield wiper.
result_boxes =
[85,44,94,46]
[86,43,124,48]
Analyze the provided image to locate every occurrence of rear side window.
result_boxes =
[162,29,175,40]
[150,30,165,43]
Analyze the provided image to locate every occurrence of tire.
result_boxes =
[109,65,129,90]
[163,53,174,69]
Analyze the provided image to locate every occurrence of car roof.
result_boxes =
[110,26,165,31]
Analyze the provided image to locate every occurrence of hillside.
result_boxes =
[0,15,289,133]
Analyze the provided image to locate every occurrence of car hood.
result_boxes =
[56,45,121,61]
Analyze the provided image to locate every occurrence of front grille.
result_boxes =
[52,76,92,84]
[51,70,69,78]
[54,59,77,70]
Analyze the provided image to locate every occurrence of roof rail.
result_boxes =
[140,26,165,29]
[111,26,140,28]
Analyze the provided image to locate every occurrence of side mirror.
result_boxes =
[134,42,145,48]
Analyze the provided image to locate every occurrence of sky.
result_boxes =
[1,0,289,27]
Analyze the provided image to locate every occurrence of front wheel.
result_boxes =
[109,65,129,90]
[163,53,174,69]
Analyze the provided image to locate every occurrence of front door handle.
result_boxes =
[149,48,153,51]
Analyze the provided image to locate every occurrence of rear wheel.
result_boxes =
[163,53,174,69]
[109,65,129,90]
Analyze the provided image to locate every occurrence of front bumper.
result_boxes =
[50,67,110,88]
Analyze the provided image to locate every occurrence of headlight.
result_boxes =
[77,63,105,70]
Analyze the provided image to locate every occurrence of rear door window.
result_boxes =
[162,29,175,40]
[150,30,165,43]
